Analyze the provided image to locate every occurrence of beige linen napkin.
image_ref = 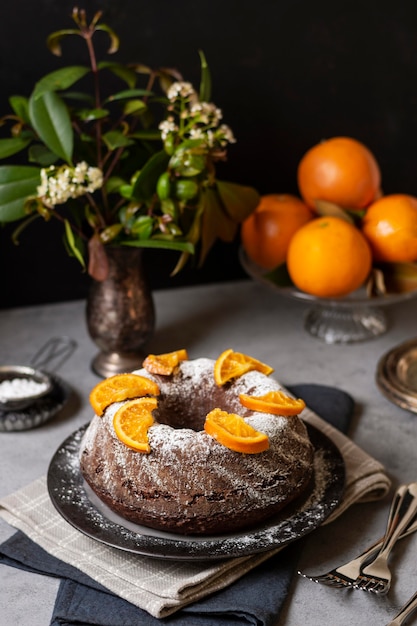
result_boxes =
[301,407,391,523]
[0,404,390,619]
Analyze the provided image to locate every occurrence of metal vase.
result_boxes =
[86,247,155,377]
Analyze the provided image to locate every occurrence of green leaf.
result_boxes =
[198,50,211,102]
[28,144,58,166]
[47,29,82,56]
[0,165,41,221]
[95,23,120,54]
[123,100,147,116]
[171,250,191,275]
[77,108,109,121]
[170,203,203,274]
[102,131,134,150]
[216,180,260,222]
[29,91,74,163]
[32,66,90,99]
[11,213,40,244]
[61,91,95,105]
[122,238,194,253]
[64,219,85,268]
[98,62,137,89]
[176,138,206,151]
[106,89,153,102]
[131,150,170,201]
[169,149,206,177]
[9,96,30,123]
[0,137,31,159]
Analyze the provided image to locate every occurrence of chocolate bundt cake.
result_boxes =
[79,355,314,535]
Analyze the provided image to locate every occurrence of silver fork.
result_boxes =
[354,482,417,595]
[386,588,417,626]
[298,484,416,589]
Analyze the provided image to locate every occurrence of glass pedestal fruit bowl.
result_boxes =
[240,248,417,344]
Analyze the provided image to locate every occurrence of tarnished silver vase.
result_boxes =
[86,247,155,377]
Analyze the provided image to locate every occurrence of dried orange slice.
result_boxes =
[239,391,306,416]
[204,408,269,454]
[113,397,158,453]
[89,373,160,416]
[214,349,274,386]
[142,349,188,375]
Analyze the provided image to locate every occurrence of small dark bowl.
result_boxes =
[0,365,53,411]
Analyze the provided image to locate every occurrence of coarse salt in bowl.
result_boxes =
[0,365,53,411]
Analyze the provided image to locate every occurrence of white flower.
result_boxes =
[217,124,236,145]
[158,119,178,140]
[189,128,206,140]
[167,81,196,102]
[190,102,222,125]
[37,162,103,208]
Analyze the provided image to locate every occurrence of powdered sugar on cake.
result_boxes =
[79,355,314,535]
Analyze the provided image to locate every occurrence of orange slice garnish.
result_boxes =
[239,390,306,416]
[213,349,274,386]
[142,349,188,375]
[204,408,269,454]
[89,373,160,416]
[113,397,158,453]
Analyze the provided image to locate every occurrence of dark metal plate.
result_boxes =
[47,422,345,561]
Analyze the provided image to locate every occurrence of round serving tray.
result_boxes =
[240,248,417,344]
[376,338,417,414]
[47,422,345,561]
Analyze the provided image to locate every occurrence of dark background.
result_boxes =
[2,0,417,308]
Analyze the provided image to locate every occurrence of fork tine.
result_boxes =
[299,485,417,593]
[354,575,384,593]
[298,572,350,588]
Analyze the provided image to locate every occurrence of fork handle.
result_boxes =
[383,484,409,542]
[386,588,417,626]
[343,516,417,572]
[334,491,417,580]
[377,482,417,562]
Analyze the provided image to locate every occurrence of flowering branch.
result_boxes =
[0,8,260,281]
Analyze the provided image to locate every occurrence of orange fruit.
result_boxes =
[89,373,160,416]
[113,397,158,453]
[241,194,313,269]
[214,349,274,386]
[287,216,372,298]
[142,349,188,375]
[204,408,269,453]
[361,194,417,263]
[297,137,381,210]
[239,391,306,416]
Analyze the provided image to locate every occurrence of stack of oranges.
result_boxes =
[241,136,417,298]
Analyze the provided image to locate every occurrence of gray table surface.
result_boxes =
[1,279,417,625]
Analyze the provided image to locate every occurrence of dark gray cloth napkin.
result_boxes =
[0,384,354,626]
